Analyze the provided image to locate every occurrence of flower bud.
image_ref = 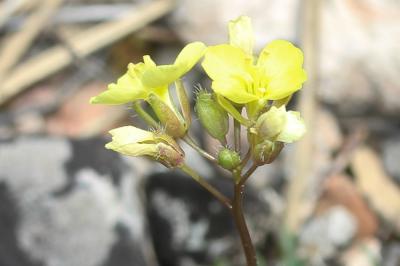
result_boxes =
[217,148,241,170]
[255,106,306,143]
[147,93,187,138]
[105,126,185,168]
[252,140,284,165]
[195,91,228,143]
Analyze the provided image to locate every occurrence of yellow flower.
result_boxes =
[91,42,206,137]
[202,16,307,105]
[90,41,205,105]
[105,126,185,168]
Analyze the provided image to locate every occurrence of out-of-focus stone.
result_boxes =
[382,137,400,183]
[317,175,378,239]
[300,206,357,262]
[320,0,400,115]
[0,137,151,266]
[382,243,400,266]
[341,238,381,266]
[168,0,300,48]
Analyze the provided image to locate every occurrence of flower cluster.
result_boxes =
[91,15,306,169]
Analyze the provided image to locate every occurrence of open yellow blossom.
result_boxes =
[202,16,307,105]
[91,42,206,137]
[106,126,185,168]
[90,41,205,105]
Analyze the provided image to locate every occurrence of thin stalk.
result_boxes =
[132,101,159,129]
[234,119,241,152]
[183,135,217,162]
[232,182,257,266]
[239,163,258,186]
[241,148,251,167]
[180,164,232,209]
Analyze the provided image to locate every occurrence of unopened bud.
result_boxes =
[217,148,241,170]
[105,126,185,168]
[195,91,228,143]
[253,140,284,165]
[255,106,306,143]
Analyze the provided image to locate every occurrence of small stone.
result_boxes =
[382,137,400,183]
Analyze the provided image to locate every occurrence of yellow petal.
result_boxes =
[202,44,252,81]
[212,78,257,104]
[266,68,307,100]
[106,143,158,157]
[229,16,254,56]
[257,40,307,100]
[174,41,206,71]
[90,72,147,104]
[142,42,206,88]
[108,126,155,145]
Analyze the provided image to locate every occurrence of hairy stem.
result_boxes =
[180,164,232,209]
[183,135,217,162]
[234,119,241,152]
[132,101,159,129]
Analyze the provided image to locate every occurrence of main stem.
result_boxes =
[232,182,257,266]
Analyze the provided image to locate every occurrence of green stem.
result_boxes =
[241,148,251,167]
[132,101,159,129]
[183,135,217,162]
[234,119,241,152]
[180,164,232,209]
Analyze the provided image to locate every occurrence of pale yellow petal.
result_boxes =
[229,16,254,55]
[90,72,147,104]
[142,42,206,88]
[212,78,257,104]
[108,126,154,145]
[202,44,252,81]
[257,40,307,100]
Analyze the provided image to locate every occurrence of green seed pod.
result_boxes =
[147,93,187,138]
[195,91,228,143]
[217,148,241,170]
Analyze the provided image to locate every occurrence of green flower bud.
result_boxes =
[217,148,241,170]
[195,91,228,143]
[252,140,284,165]
[147,93,187,138]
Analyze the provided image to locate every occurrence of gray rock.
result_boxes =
[382,137,400,183]
[0,137,150,266]
[299,206,357,262]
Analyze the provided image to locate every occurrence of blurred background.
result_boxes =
[0,0,399,265]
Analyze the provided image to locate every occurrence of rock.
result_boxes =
[145,171,234,266]
[299,206,357,262]
[168,0,300,47]
[145,171,270,266]
[382,243,400,266]
[318,175,378,239]
[382,137,400,183]
[319,0,400,115]
[0,137,151,266]
[341,238,381,266]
